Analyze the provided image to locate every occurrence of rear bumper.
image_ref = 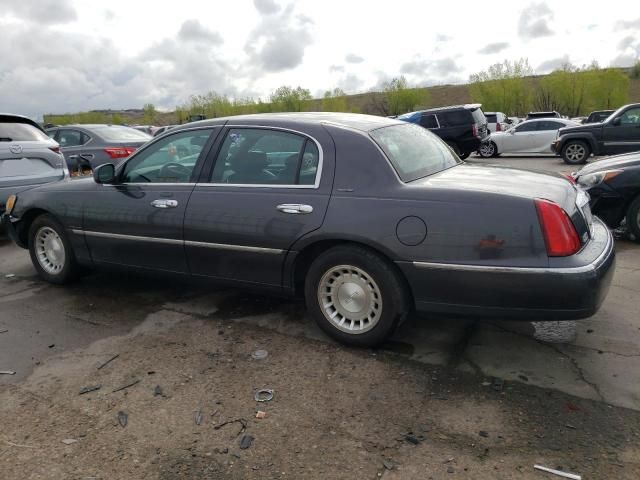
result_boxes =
[397,218,615,320]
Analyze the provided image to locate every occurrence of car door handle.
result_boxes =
[151,199,179,209]
[276,204,313,214]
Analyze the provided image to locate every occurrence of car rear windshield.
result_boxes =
[485,114,497,123]
[370,124,460,182]
[91,126,152,142]
[470,108,487,124]
[0,122,50,142]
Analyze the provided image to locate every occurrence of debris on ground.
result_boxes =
[61,439,78,445]
[447,466,455,473]
[0,329,8,334]
[251,349,268,360]
[214,418,247,436]
[533,464,581,479]
[254,388,274,402]
[518,374,529,382]
[153,385,163,397]
[255,411,267,419]
[239,435,254,450]
[97,354,119,370]
[5,273,15,278]
[79,385,102,395]
[48,344,55,349]
[382,459,394,470]
[194,409,203,426]
[0,370,16,375]
[117,411,128,428]
[404,434,421,445]
[112,379,140,393]
[479,430,489,438]
[492,377,504,391]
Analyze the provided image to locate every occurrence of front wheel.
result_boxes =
[562,141,590,165]
[478,142,497,158]
[28,214,80,284]
[304,245,409,347]
[626,196,640,242]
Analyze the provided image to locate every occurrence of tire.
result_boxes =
[458,151,470,160]
[626,195,640,242]
[478,142,497,158]
[304,245,409,347]
[562,140,590,165]
[28,214,80,284]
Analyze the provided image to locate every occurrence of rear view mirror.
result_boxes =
[93,163,116,184]
[612,117,621,126]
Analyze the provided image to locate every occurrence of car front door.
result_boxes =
[529,120,564,152]
[502,121,537,152]
[184,125,334,287]
[603,107,640,155]
[81,127,219,272]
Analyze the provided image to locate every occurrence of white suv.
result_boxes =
[484,112,510,133]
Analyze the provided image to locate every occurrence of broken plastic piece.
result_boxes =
[239,435,254,450]
[117,411,128,428]
[61,439,78,445]
[195,409,203,425]
[154,385,163,397]
[534,465,581,480]
[0,371,16,375]
[255,411,267,419]
[251,349,268,360]
[254,389,274,402]
[79,385,102,395]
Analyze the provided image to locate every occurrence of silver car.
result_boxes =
[1,114,68,231]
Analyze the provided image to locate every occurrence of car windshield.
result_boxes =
[0,122,50,142]
[90,126,152,142]
[370,123,460,182]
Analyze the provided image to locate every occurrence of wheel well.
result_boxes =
[16,208,49,245]
[292,239,415,306]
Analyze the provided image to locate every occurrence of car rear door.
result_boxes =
[81,127,219,273]
[529,120,564,152]
[183,125,335,287]
[56,128,91,171]
[603,106,640,154]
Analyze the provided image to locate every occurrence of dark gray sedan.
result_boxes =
[3,113,615,346]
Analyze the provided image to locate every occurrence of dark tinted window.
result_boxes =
[470,108,487,124]
[485,114,497,123]
[370,123,459,182]
[419,114,438,129]
[0,122,49,142]
[122,129,212,183]
[211,128,319,186]
[515,122,537,132]
[438,110,471,126]
[58,129,86,147]
[537,121,564,131]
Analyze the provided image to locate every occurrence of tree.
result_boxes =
[111,113,123,125]
[383,76,428,116]
[321,88,349,112]
[269,86,313,112]
[469,58,533,116]
[630,61,640,80]
[143,103,157,124]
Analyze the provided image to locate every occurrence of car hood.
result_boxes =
[413,164,576,209]
[577,152,640,175]
[559,123,603,135]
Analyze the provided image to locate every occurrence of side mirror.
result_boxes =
[93,163,116,184]
[612,117,621,126]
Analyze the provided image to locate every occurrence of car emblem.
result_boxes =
[9,145,22,154]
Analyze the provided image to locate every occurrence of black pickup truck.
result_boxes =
[552,103,640,164]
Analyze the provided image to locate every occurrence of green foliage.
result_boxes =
[269,86,313,112]
[321,88,349,112]
[383,76,429,116]
[43,111,112,125]
[111,113,124,125]
[629,61,640,79]
[469,58,533,116]
[143,103,157,124]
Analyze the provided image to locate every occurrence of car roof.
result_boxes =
[0,113,46,132]
[172,112,403,133]
[408,104,482,115]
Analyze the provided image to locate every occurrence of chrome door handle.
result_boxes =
[276,204,313,214]
[151,199,178,209]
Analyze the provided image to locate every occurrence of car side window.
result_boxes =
[121,128,212,183]
[515,122,537,133]
[57,129,85,147]
[620,108,640,125]
[536,121,563,131]
[438,111,469,127]
[210,128,320,186]
[419,114,438,129]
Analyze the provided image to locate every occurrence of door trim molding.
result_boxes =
[72,229,284,254]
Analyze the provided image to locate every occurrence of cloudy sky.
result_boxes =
[1,0,639,119]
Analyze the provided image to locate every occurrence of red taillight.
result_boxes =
[104,147,136,159]
[496,122,502,132]
[535,199,581,257]
[49,146,60,154]
[472,123,478,137]
[562,173,576,184]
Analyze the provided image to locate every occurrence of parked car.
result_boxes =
[3,113,614,347]
[153,125,177,137]
[131,125,155,136]
[484,112,509,133]
[1,114,68,233]
[552,103,640,164]
[584,110,615,124]
[397,104,490,159]
[573,151,640,240]
[45,124,151,172]
[526,111,561,120]
[478,118,579,158]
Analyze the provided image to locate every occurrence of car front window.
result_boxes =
[370,123,460,183]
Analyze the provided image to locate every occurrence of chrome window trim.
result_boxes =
[101,183,197,187]
[202,125,324,189]
[72,229,283,254]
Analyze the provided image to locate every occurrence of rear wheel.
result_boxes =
[304,245,409,347]
[626,196,640,242]
[28,214,79,284]
[562,140,590,165]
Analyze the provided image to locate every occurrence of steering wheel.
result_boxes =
[159,162,192,180]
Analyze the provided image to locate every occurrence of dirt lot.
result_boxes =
[1,308,639,480]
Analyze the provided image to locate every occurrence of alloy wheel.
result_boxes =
[35,226,66,275]
[565,144,586,162]
[479,143,495,158]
